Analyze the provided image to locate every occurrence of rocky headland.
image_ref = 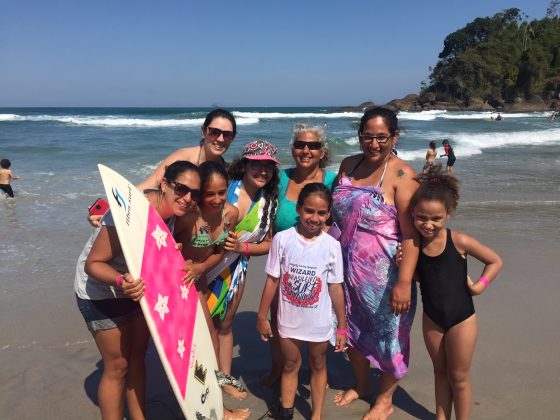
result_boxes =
[329,94,560,114]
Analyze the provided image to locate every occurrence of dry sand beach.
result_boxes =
[1,203,559,419]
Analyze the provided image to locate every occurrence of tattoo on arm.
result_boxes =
[397,169,405,177]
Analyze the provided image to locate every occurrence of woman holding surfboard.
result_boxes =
[205,139,280,399]
[75,161,201,420]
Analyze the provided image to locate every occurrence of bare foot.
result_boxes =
[224,407,251,420]
[333,387,372,407]
[223,384,248,400]
[362,401,394,420]
[259,370,281,388]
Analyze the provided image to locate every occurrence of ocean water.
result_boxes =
[0,107,559,294]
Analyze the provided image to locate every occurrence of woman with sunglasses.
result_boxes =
[260,123,336,388]
[75,161,201,420]
[88,109,236,227]
[331,107,419,419]
[138,108,237,191]
[205,140,280,400]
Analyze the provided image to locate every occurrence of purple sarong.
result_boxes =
[332,177,416,379]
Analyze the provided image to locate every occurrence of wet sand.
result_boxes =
[1,210,559,419]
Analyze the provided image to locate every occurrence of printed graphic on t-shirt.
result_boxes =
[281,263,322,308]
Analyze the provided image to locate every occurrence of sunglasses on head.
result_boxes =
[171,182,201,202]
[292,140,323,150]
[206,126,235,142]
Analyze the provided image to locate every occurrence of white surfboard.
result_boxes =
[98,164,222,420]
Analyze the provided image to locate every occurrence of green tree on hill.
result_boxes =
[424,7,560,104]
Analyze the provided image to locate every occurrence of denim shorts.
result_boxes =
[76,295,142,332]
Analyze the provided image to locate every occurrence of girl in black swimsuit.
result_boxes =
[410,168,503,420]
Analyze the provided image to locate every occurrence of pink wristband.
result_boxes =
[115,274,124,289]
[336,329,347,335]
[479,276,490,287]
[244,242,249,256]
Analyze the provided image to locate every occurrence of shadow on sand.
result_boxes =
[232,311,434,419]
[83,310,433,419]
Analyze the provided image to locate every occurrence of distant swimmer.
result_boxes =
[495,113,503,121]
[423,141,438,173]
[549,111,558,122]
[440,139,456,174]
[0,158,20,198]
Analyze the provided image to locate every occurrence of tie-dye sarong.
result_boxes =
[332,177,416,379]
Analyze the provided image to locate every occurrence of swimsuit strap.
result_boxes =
[348,156,366,176]
[376,159,389,188]
[189,209,229,248]
[197,144,227,167]
[196,144,203,166]
[347,155,389,188]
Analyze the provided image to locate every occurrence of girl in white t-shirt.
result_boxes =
[257,182,346,420]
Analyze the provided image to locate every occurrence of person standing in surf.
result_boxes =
[0,158,20,198]
[205,140,279,400]
[331,107,419,419]
[423,141,438,174]
[75,161,201,420]
[440,139,456,175]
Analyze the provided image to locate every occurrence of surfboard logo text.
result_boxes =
[112,187,127,211]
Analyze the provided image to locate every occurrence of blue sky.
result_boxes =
[0,1,552,107]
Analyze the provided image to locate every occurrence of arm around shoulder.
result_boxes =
[137,147,196,191]
[392,162,420,313]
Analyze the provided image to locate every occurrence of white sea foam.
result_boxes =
[450,126,560,157]
[339,126,560,161]
[232,111,362,121]
[0,113,21,121]
[0,114,259,128]
[399,110,552,121]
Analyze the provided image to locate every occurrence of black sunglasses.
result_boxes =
[292,140,323,150]
[171,182,201,202]
[206,126,235,142]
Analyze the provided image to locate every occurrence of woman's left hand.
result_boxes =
[391,282,411,314]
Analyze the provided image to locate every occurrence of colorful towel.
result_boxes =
[206,180,271,320]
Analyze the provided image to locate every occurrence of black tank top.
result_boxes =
[417,229,474,330]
